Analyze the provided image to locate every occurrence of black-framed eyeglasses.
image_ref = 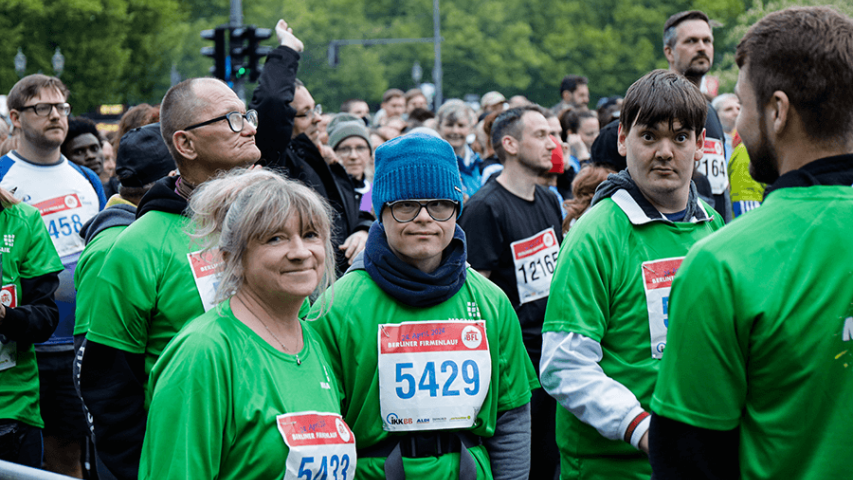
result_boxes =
[387,199,459,223]
[295,104,322,119]
[183,110,258,133]
[19,103,72,117]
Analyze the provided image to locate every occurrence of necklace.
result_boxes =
[236,296,302,365]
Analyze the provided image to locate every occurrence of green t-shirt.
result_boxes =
[652,186,853,480]
[542,198,723,468]
[73,224,127,336]
[310,268,538,480]
[0,202,63,427]
[140,300,349,480]
[86,210,205,404]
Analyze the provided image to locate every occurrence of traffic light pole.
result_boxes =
[231,0,245,101]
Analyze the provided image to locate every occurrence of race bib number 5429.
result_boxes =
[378,321,491,432]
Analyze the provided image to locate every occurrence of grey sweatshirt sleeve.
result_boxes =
[483,402,531,480]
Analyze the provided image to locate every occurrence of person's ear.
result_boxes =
[768,90,789,136]
[502,135,520,157]
[172,131,198,161]
[664,45,675,65]
[694,128,706,162]
[8,110,21,130]
[617,124,628,157]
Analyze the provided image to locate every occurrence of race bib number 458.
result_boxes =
[511,228,560,305]
[378,321,491,432]
[641,257,684,359]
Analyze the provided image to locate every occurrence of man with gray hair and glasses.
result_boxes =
[80,76,259,480]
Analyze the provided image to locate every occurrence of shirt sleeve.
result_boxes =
[652,246,747,431]
[139,332,230,480]
[249,46,300,167]
[85,230,156,354]
[540,331,648,448]
[542,215,615,340]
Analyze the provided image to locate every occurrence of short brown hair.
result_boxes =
[736,6,853,143]
[382,88,404,103]
[620,69,707,136]
[7,74,69,112]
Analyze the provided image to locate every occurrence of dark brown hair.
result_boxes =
[736,6,853,143]
[620,69,707,136]
[7,74,69,111]
[491,105,545,162]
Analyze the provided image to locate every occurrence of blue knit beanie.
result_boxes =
[373,132,464,221]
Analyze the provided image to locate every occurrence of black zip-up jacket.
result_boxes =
[79,177,187,480]
[249,46,373,274]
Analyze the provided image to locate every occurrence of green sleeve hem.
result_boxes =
[84,330,146,355]
[650,394,740,431]
[497,389,532,413]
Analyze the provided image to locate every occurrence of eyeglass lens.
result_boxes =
[390,200,456,222]
[226,110,258,132]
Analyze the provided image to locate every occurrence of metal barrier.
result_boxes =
[0,460,77,480]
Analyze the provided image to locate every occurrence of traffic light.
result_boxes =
[246,26,272,83]
[230,26,249,80]
[201,26,227,80]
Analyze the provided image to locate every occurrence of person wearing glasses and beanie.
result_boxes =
[79,77,261,480]
[311,132,538,480]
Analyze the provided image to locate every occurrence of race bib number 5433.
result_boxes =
[378,321,491,432]
[277,412,356,480]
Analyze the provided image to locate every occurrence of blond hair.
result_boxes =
[187,168,336,316]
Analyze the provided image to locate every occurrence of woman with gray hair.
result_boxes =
[139,168,356,479]
[437,100,482,199]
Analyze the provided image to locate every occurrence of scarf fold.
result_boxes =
[363,221,468,308]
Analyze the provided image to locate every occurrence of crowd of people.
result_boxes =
[0,6,852,480]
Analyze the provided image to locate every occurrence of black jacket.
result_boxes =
[79,176,187,480]
[249,46,373,273]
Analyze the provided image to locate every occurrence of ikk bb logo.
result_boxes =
[386,413,413,426]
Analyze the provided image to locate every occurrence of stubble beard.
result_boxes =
[746,116,780,184]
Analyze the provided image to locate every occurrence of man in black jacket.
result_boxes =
[249,20,372,274]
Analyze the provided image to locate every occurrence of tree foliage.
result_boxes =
[4,0,808,115]
[715,0,853,93]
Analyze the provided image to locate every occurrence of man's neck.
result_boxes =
[496,159,540,201]
[670,66,703,88]
[15,141,61,165]
[641,187,690,214]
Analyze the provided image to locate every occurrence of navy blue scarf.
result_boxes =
[363,222,468,308]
